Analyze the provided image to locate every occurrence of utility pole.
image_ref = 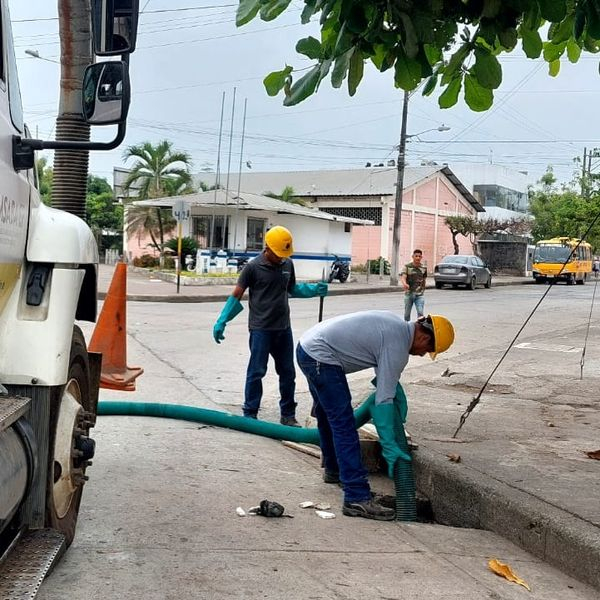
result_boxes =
[582,147,587,196]
[390,90,410,287]
[52,0,92,219]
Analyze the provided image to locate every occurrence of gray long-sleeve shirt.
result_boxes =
[299,311,415,405]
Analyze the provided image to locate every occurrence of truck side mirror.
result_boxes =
[91,0,139,56]
[82,62,130,125]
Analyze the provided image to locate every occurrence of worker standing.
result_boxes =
[213,226,328,426]
[400,249,427,322]
[296,311,454,520]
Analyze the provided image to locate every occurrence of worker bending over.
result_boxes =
[296,311,454,520]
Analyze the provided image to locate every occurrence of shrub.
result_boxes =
[133,254,159,268]
[165,236,198,257]
[163,256,176,270]
[367,256,390,275]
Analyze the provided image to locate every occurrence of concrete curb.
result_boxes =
[413,444,600,591]
[98,278,534,303]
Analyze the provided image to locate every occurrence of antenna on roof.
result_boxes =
[223,87,237,251]
[233,97,248,253]
[209,91,226,251]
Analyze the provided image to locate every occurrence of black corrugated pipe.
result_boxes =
[51,0,92,218]
[52,117,90,219]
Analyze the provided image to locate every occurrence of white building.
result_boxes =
[132,189,371,280]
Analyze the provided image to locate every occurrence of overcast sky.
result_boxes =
[10,1,600,187]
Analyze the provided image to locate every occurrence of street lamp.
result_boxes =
[389,90,450,286]
[25,49,59,64]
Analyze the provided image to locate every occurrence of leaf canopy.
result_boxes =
[236,0,600,110]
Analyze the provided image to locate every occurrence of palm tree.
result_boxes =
[122,141,193,255]
[263,186,305,205]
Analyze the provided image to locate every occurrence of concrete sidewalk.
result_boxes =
[95,262,600,591]
[98,263,533,302]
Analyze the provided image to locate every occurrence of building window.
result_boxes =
[192,215,229,249]
[247,218,266,250]
[318,206,382,225]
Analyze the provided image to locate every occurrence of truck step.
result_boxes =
[0,396,31,433]
[0,529,66,599]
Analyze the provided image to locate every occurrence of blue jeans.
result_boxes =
[243,328,296,418]
[296,344,371,503]
[404,292,424,321]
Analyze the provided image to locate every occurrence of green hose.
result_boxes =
[97,392,375,445]
[97,388,417,521]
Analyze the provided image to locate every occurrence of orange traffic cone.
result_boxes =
[89,262,143,391]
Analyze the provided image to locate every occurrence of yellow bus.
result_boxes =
[532,237,593,284]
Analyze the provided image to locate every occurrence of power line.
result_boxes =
[12,4,237,23]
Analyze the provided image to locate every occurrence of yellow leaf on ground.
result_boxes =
[488,558,531,591]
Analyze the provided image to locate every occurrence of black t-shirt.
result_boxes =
[237,252,296,330]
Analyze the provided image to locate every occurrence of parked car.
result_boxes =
[434,255,492,289]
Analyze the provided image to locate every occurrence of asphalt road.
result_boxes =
[37,283,600,599]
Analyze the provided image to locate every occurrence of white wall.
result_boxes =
[186,207,352,279]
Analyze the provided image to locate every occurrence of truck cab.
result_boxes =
[0,1,139,595]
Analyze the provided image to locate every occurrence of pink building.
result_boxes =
[115,165,484,269]
[185,166,483,268]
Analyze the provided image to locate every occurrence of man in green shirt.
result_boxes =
[400,249,427,322]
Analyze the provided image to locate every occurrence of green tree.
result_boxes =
[263,185,305,205]
[36,157,53,206]
[445,215,482,254]
[85,175,123,251]
[528,172,600,248]
[237,0,600,110]
[122,141,193,255]
[445,214,531,254]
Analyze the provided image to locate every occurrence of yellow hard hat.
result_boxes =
[428,314,455,359]
[265,226,294,258]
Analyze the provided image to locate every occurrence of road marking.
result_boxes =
[515,342,581,353]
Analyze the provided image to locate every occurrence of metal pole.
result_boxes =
[209,91,226,251]
[390,90,410,286]
[582,147,587,196]
[176,220,182,294]
[318,268,325,322]
[223,87,237,253]
[233,98,248,257]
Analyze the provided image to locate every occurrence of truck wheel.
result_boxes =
[46,326,95,546]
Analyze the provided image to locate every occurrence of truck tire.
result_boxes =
[46,326,94,546]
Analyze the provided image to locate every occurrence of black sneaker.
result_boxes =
[243,413,258,419]
[323,470,340,484]
[342,499,395,521]
[280,416,301,427]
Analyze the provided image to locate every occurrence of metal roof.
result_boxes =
[133,189,374,225]
[192,165,484,212]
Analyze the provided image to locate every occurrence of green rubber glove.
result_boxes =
[289,282,328,298]
[370,402,412,477]
[370,378,408,424]
[213,296,243,344]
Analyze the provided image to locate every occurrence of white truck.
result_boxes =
[0,1,139,595]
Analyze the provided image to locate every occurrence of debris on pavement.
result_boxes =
[447,453,461,463]
[585,449,600,460]
[250,499,293,518]
[299,501,316,509]
[315,510,336,519]
[488,558,531,591]
[314,503,331,511]
[236,507,246,517]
